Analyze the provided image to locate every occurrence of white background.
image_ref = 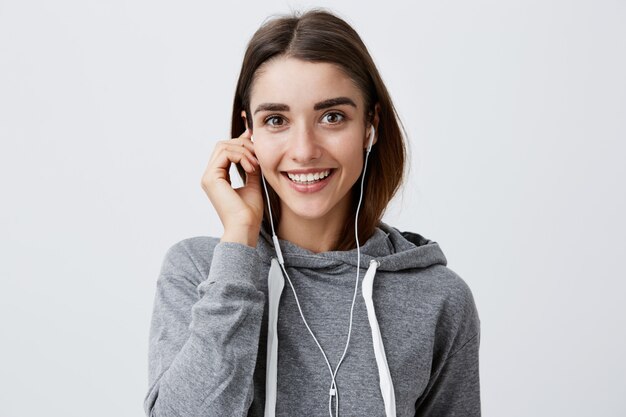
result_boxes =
[1,0,624,416]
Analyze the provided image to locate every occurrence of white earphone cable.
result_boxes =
[257,127,375,417]
[328,135,373,416]
[261,173,340,415]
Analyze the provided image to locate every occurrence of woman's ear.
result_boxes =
[365,103,381,149]
[241,110,250,131]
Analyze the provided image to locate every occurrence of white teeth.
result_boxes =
[287,169,331,184]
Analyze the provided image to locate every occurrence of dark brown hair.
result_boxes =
[231,8,407,251]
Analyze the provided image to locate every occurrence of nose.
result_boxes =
[287,125,322,163]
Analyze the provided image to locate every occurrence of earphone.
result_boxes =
[367,125,376,152]
[253,125,376,417]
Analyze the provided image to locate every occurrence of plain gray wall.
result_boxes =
[1,0,624,415]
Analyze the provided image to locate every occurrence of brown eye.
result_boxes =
[322,112,344,124]
[265,115,285,127]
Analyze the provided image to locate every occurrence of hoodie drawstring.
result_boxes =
[264,258,396,417]
[362,259,396,417]
[265,258,284,417]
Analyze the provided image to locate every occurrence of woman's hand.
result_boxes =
[201,128,264,247]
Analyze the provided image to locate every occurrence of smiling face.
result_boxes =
[246,57,375,230]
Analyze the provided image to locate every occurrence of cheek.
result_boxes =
[334,140,364,171]
[253,142,280,172]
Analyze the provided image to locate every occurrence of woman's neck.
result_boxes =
[277,210,348,254]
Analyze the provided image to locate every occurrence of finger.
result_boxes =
[219,148,258,174]
[210,140,257,166]
[222,142,259,166]
[239,154,257,173]
[202,138,260,195]
[203,147,251,189]
[202,158,256,210]
[230,144,259,167]
[244,161,262,186]
[230,133,257,158]
[239,127,252,139]
[234,127,253,146]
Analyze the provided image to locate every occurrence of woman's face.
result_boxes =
[246,57,374,225]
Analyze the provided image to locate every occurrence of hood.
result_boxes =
[256,220,448,272]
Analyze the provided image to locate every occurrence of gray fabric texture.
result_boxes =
[144,221,481,416]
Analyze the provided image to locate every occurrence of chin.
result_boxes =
[282,202,333,221]
[290,209,330,221]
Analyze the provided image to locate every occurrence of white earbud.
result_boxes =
[367,126,376,153]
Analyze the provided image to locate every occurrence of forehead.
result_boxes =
[249,57,365,110]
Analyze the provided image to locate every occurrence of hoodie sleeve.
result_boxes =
[414,272,481,416]
[143,240,265,417]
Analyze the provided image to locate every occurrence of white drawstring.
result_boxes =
[362,259,396,416]
[264,258,284,415]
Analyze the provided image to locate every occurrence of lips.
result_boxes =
[286,169,332,184]
[281,169,336,193]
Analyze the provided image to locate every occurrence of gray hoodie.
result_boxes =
[144,221,480,416]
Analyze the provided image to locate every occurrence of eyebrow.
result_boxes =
[253,96,357,115]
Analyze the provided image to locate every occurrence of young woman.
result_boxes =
[144,9,480,417]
